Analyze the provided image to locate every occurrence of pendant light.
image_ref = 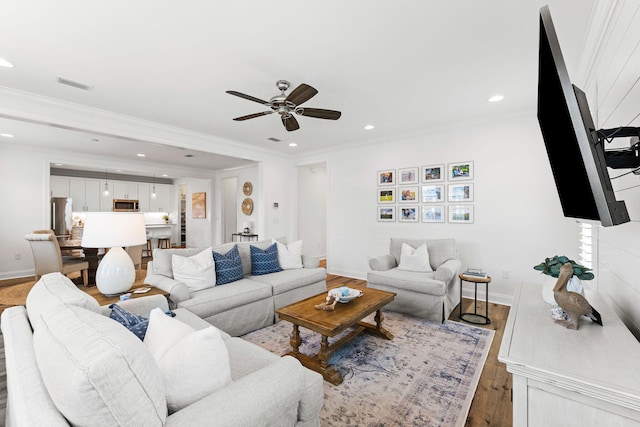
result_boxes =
[103,169,110,197]
[151,174,157,199]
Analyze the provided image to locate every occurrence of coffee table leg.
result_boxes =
[290,324,302,356]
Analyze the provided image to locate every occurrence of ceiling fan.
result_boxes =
[226,80,341,131]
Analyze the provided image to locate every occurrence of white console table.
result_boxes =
[499,283,640,426]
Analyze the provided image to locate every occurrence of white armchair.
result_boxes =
[367,238,462,322]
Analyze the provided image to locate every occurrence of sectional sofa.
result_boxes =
[144,239,327,336]
[1,272,324,426]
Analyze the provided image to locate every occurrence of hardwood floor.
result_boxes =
[1,267,513,426]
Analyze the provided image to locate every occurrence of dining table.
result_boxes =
[58,239,101,286]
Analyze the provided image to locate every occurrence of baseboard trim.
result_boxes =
[461,288,512,307]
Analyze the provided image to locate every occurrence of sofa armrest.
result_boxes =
[435,258,462,284]
[165,356,321,427]
[144,265,191,304]
[369,254,397,271]
[301,254,320,269]
[100,294,170,317]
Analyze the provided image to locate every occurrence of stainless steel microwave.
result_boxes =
[113,199,139,212]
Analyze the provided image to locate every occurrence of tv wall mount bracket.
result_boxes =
[593,126,640,170]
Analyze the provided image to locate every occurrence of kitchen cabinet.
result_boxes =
[69,178,101,212]
[113,182,139,200]
[138,184,150,212]
[149,183,173,212]
[50,177,70,197]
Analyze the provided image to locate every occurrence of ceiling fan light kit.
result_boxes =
[226,80,341,131]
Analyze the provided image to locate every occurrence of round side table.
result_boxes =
[459,273,492,325]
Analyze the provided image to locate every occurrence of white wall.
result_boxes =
[308,114,578,304]
[0,144,50,279]
[580,1,640,337]
[297,163,327,258]
[215,164,259,245]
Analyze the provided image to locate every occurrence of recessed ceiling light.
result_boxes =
[0,133,14,138]
[488,95,504,102]
[364,125,375,130]
[136,153,146,157]
[0,58,14,68]
[161,174,168,177]
[54,163,63,166]
[289,142,298,147]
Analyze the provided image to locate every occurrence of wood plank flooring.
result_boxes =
[0,267,513,426]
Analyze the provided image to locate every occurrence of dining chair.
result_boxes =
[24,231,89,285]
[125,244,144,280]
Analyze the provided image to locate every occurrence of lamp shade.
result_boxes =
[81,213,147,295]
[81,212,147,248]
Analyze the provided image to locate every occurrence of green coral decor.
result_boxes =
[533,255,594,281]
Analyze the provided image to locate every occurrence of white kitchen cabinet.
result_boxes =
[69,178,101,212]
[149,183,173,212]
[50,177,70,197]
[113,181,139,200]
[138,184,150,212]
[499,283,640,426]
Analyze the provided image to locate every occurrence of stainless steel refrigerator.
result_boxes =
[51,197,73,238]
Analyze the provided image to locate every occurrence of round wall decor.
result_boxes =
[241,198,254,215]
[243,182,253,196]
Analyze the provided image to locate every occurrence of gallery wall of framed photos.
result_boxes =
[376,162,474,224]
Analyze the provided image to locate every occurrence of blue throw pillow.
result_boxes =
[109,303,175,340]
[212,245,244,285]
[250,242,283,276]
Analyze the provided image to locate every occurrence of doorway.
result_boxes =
[222,177,238,243]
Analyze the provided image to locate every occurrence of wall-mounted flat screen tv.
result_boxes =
[537,5,629,227]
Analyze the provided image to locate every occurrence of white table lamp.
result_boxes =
[82,212,147,296]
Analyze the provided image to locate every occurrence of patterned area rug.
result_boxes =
[242,310,494,427]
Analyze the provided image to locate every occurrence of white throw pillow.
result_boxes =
[274,239,303,269]
[144,308,232,414]
[397,243,433,272]
[171,248,215,291]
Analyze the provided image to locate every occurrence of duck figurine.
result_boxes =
[553,262,603,330]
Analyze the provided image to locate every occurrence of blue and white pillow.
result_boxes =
[250,243,283,276]
[109,303,175,340]
[212,245,244,285]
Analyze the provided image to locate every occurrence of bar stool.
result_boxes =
[142,237,153,257]
[157,235,171,249]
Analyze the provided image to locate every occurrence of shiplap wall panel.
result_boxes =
[585,0,640,337]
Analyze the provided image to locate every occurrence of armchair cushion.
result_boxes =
[397,243,433,272]
[144,308,232,414]
[390,238,456,270]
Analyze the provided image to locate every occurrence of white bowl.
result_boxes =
[337,288,363,303]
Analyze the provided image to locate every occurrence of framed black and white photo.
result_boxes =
[421,185,444,203]
[399,206,419,222]
[448,161,474,180]
[398,167,419,185]
[422,205,444,223]
[377,187,395,204]
[448,205,474,223]
[377,206,395,222]
[448,183,474,202]
[398,186,419,203]
[377,169,395,186]
[421,164,445,183]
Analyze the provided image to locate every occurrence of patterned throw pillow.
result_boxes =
[212,245,244,285]
[109,303,175,340]
[250,242,283,276]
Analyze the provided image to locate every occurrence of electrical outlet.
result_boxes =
[502,270,510,279]
[14,253,22,261]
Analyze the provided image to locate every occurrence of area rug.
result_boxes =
[242,311,494,427]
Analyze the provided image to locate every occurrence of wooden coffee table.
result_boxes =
[276,286,395,385]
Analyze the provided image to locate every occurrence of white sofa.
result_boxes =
[144,240,327,336]
[1,273,324,427]
[367,238,462,322]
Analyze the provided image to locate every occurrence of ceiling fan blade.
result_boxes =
[285,84,318,106]
[226,90,270,105]
[282,115,300,131]
[233,111,273,121]
[297,108,342,120]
